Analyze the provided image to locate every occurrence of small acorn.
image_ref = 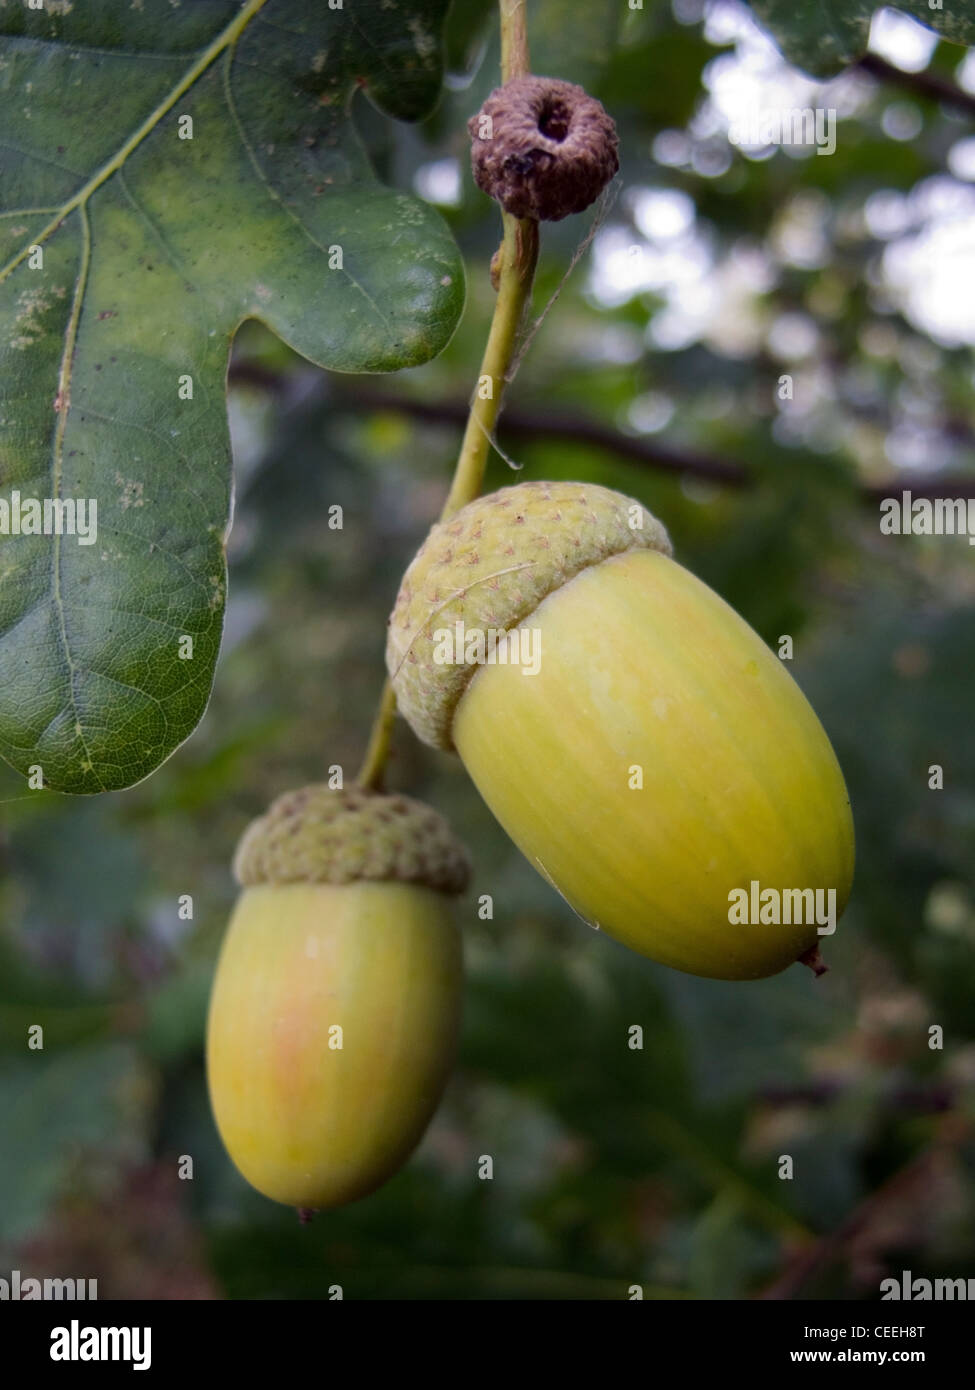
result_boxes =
[386,481,854,982]
[206,785,468,1211]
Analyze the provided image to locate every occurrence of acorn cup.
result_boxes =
[386,481,854,982]
[206,786,468,1212]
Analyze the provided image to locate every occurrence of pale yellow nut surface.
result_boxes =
[207,880,462,1209]
[451,547,855,981]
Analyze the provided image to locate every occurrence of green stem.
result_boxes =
[441,214,539,518]
[355,681,397,792]
[354,0,538,789]
[500,0,530,82]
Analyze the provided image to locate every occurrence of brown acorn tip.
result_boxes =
[468,76,618,222]
[798,944,829,977]
[233,785,471,896]
[297,1207,317,1226]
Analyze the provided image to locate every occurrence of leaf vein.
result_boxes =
[50,202,104,792]
[220,43,399,352]
[0,137,86,180]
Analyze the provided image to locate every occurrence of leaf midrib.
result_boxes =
[0,0,271,287]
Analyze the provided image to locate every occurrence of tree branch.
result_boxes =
[227,364,975,502]
[324,387,975,503]
[857,52,975,120]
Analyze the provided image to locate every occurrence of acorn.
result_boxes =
[206,785,468,1211]
[386,481,854,981]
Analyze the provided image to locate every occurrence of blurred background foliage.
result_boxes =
[2,0,975,1299]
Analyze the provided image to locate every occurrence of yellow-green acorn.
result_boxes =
[386,481,854,981]
[206,786,468,1212]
